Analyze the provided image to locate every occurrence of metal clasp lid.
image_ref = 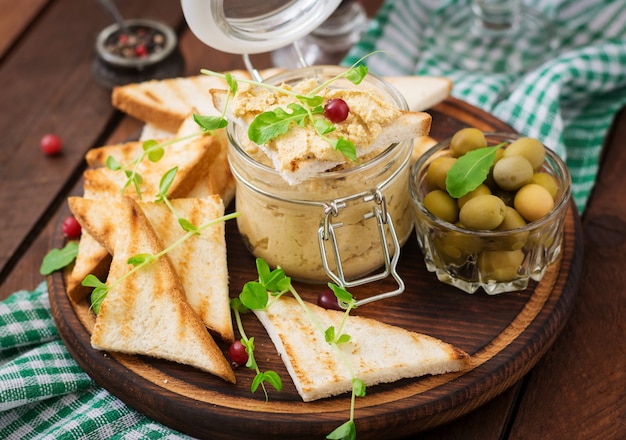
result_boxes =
[318,188,405,307]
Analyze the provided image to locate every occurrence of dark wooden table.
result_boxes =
[1,1,623,439]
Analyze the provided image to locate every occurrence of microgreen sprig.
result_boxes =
[105,130,211,200]
[81,167,239,313]
[234,258,364,440]
[199,52,378,163]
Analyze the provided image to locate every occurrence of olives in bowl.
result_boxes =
[409,130,571,294]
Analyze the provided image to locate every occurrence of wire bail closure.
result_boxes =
[318,189,405,307]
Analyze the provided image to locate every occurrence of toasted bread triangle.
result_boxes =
[67,196,235,383]
[66,129,229,303]
[254,295,470,401]
[139,196,234,342]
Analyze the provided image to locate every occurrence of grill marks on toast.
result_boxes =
[68,196,235,383]
[254,295,470,402]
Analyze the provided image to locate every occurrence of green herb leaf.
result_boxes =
[156,167,177,199]
[193,113,228,131]
[142,139,163,162]
[336,333,351,344]
[147,146,164,162]
[243,337,257,369]
[326,420,356,440]
[106,155,121,171]
[248,103,309,145]
[230,297,249,314]
[178,217,199,234]
[445,145,502,198]
[225,72,238,95]
[332,138,357,162]
[345,64,368,85]
[82,274,109,315]
[352,378,366,397]
[325,326,336,343]
[251,372,264,393]
[328,283,354,306]
[40,241,79,275]
[314,118,336,136]
[262,371,283,391]
[127,253,154,266]
[90,287,108,314]
[298,94,324,107]
[240,281,269,310]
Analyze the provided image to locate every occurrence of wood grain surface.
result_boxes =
[48,98,583,439]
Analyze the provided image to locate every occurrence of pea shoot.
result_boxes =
[232,258,365,440]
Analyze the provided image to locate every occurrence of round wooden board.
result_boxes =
[48,97,583,439]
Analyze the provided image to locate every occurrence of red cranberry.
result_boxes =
[317,289,343,310]
[40,134,62,156]
[228,340,249,366]
[62,216,81,239]
[324,98,350,123]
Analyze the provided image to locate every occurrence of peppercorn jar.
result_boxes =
[92,18,184,89]
[227,66,414,297]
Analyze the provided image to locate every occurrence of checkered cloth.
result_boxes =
[344,0,626,213]
[2,1,625,438]
[0,283,192,439]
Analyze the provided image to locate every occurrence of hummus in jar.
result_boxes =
[226,67,431,282]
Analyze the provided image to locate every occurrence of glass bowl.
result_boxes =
[408,132,571,294]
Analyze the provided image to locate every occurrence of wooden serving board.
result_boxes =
[48,98,583,440]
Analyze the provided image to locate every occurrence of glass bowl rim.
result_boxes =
[408,131,572,236]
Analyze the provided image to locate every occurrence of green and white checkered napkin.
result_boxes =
[0,283,193,439]
[344,0,626,214]
[2,1,626,438]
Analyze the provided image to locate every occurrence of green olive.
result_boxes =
[490,206,529,251]
[459,194,506,230]
[450,128,487,158]
[478,249,525,282]
[514,183,555,222]
[426,156,457,191]
[504,137,546,170]
[423,189,459,223]
[457,184,491,209]
[531,172,559,200]
[438,229,485,260]
[493,155,534,191]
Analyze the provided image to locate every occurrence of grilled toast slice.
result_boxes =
[254,294,470,402]
[68,196,235,382]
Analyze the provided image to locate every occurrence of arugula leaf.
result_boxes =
[40,241,79,275]
[445,144,503,198]
[82,274,109,314]
[248,103,311,145]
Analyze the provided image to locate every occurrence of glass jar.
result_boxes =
[409,133,572,294]
[227,66,414,287]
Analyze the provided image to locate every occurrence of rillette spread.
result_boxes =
[230,78,405,184]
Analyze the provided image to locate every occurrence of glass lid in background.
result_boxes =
[181,0,342,54]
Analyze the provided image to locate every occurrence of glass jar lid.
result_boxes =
[181,0,342,54]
